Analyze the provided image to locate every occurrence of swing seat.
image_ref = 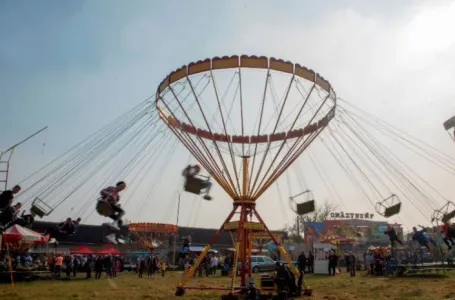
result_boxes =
[296,200,315,215]
[184,175,208,195]
[31,197,53,218]
[96,200,114,217]
[384,203,401,218]
[442,209,455,223]
[376,194,401,218]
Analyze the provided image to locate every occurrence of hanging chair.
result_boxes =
[375,194,401,218]
[96,199,115,217]
[289,190,315,215]
[30,197,53,218]
[432,201,455,225]
[184,174,210,195]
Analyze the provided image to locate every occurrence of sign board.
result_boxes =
[330,212,374,219]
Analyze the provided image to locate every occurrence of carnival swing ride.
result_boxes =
[155,55,339,296]
[127,222,178,258]
[3,54,454,290]
[154,54,455,289]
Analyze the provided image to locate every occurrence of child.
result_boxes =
[160,261,167,277]
[113,260,120,278]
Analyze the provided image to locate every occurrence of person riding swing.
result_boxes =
[13,210,37,228]
[440,222,455,250]
[182,165,212,200]
[97,181,126,244]
[384,224,404,249]
[0,185,21,212]
[43,217,81,240]
[57,218,76,234]
[0,201,22,230]
[412,225,436,251]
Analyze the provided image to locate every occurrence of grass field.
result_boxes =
[0,271,454,300]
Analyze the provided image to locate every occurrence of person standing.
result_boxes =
[347,251,356,277]
[54,254,63,278]
[113,259,120,278]
[328,250,338,276]
[64,255,72,278]
[297,251,307,291]
[138,258,146,278]
[210,255,219,276]
[85,255,93,279]
[95,256,103,279]
[72,255,79,277]
[307,251,314,273]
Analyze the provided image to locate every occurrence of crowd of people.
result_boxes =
[136,254,167,278]
[180,252,229,277]
[0,252,128,280]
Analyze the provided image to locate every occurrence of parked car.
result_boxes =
[237,255,277,273]
[123,262,136,272]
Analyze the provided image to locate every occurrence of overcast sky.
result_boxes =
[1,0,455,231]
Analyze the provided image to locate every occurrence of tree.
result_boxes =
[284,201,337,243]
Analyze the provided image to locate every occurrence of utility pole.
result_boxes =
[296,215,300,236]
[172,192,181,267]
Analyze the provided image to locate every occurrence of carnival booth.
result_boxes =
[313,242,332,274]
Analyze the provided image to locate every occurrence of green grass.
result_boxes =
[0,271,453,300]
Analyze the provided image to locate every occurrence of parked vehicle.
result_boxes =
[123,262,136,272]
[237,255,277,273]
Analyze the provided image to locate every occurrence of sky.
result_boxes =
[1,0,455,231]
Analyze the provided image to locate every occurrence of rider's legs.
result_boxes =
[202,181,212,200]
[202,181,212,194]
[108,203,125,226]
[443,238,453,249]
[394,238,404,246]
[422,242,431,251]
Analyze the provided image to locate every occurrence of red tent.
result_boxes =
[2,225,48,244]
[97,245,122,255]
[71,245,94,255]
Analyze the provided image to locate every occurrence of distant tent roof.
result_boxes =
[71,245,94,255]
[98,245,123,255]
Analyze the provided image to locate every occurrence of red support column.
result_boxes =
[176,205,238,295]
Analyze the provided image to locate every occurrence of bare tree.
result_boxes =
[284,201,337,243]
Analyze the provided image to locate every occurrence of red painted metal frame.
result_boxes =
[177,202,288,295]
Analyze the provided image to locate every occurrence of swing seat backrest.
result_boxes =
[31,197,53,218]
[96,200,114,217]
[184,176,205,195]
[384,203,401,218]
[296,200,315,215]
[442,210,455,224]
